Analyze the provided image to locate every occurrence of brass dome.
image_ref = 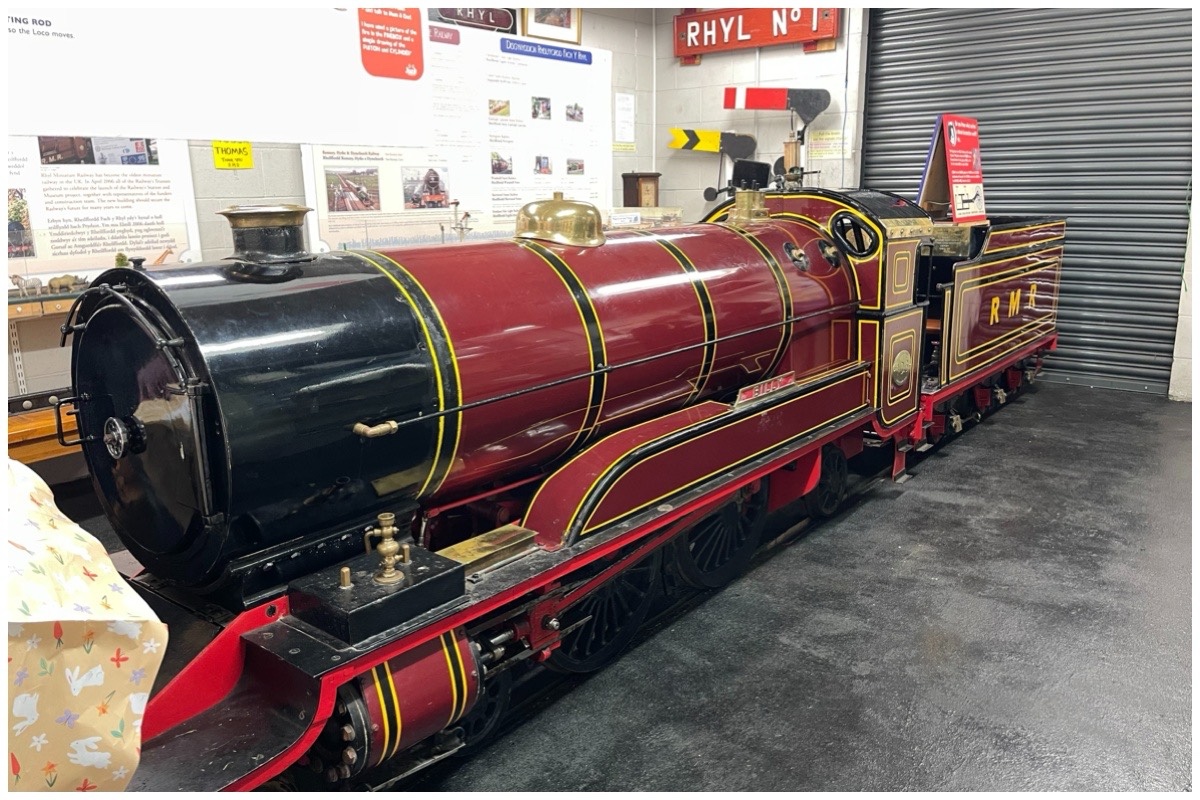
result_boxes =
[515,192,605,248]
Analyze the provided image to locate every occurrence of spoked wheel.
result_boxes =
[672,481,769,588]
[455,667,512,754]
[804,445,848,520]
[547,547,662,674]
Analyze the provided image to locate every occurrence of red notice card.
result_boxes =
[359,8,424,80]
[942,114,986,223]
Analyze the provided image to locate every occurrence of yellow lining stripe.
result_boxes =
[946,257,1061,383]
[371,666,392,766]
[719,223,792,376]
[353,251,454,498]
[532,356,869,544]
[954,263,1059,362]
[940,290,953,386]
[957,250,1063,289]
[886,329,918,406]
[383,664,403,759]
[581,372,869,534]
[449,633,469,724]
[514,240,609,449]
[624,229,718,405]
[368,251,464,496]
[874,309,921,424]
[441,633,460,727]
[948,322,1057,383]
[980,222,1066,256]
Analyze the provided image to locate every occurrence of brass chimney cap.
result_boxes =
[515,192,605,248]
[217,204,312,229]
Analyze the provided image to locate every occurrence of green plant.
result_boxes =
[8,195,27,224]
[114,252,129,267]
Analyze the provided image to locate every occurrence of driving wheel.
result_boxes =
[547,547,662,674]
[671,481,769,588]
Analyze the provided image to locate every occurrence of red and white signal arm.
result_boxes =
[723,87,791,110]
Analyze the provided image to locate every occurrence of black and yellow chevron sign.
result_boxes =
[668,129,757,160]
[669,127,722,152]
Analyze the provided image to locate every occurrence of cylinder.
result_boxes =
[355,631,478,772]
[304,629,479,779]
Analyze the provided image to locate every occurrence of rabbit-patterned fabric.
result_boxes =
[6,458,168,791]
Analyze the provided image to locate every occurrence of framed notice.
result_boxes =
[916,114,987,223]
[523,8,582,44]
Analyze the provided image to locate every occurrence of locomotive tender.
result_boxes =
[55,184,1064,790]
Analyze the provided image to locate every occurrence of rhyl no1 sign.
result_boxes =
[673,8,838,57]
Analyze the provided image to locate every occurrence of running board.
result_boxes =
[524,364,872,547]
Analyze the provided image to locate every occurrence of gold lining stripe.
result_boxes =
[980,222,1066,256]
[885,240,920,311]
[875,309,922,426]
[531,357,866,542]
[879,316,922,426]
[515,240,609,448]
[954,262,1059,362]
[857,318,879,407]
[581,372,869,534]
[371,665,392,766]
[947,322,1057,383]
[886,329,918,406]
[449,633,469,723]
[368,251,464,496]
[957,251,1062,289]
[771,211,866,305]
[352,251,456,498]
[719,223,792,376]
[948,268,1062,381]
[383,663,403,759]
[440,633,460,727]
[940,290,953,386]
[624,229,718,405]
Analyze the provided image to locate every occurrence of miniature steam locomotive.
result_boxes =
[55,185,1064,790]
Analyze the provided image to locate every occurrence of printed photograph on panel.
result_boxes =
[491,152,513,175]
[38,136,158,166]
[8,188,35,260]
[325,167,381,212]
[403,167,450,209]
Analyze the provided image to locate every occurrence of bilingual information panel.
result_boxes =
[942,114,986,223]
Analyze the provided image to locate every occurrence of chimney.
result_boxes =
[216,204,313,264]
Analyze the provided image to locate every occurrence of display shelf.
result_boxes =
[8,406,77,465]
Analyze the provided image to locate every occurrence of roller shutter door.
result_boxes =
[861,8,1191,394]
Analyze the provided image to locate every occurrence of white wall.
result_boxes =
[1168,221,1192,401]
[584,9,658,200]
[190,142,307,259]
[650,9,869,221]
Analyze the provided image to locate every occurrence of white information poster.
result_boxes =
[8,8,614,255]
[305,19,612,249]
[7,136,199,286]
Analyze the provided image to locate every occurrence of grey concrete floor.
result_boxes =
[406,382,1192,791]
